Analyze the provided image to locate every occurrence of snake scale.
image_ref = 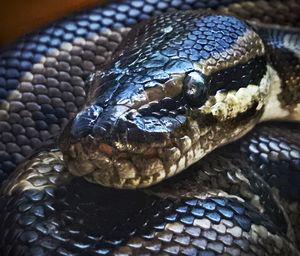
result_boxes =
[0,0,300,255]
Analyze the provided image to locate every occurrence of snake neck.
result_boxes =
[258,24,300,122]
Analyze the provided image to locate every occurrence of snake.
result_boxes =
[0,0,300,255]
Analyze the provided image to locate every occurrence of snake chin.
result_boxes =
[65,140,169,188]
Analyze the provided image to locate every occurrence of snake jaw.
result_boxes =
[64,98,263,189]
[65,140,167,188]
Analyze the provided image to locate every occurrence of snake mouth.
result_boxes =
[62,113,186,188]
[61,95,191,188]
[65,139,172,188]
[62,102,263,189]
[63,125,208,189]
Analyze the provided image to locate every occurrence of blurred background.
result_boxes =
[0,0,105,47]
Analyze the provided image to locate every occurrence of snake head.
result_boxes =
[60,11,272,189]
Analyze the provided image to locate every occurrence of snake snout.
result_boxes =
[61,92,190,189]
[68,104,134,146]
[60,101,177,188]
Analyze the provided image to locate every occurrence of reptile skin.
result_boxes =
[1,122,300,255]
[0,0,300,255]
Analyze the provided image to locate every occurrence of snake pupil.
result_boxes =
[183,71,208,107]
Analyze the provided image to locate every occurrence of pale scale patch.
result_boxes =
[4,151,68,196]
[199,65,271,121]
[261,66,290,121]
[247,224,299,254]
[290,103,300,120]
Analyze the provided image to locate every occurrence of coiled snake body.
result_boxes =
[0,0,300,255]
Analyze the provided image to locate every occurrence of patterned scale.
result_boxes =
[200,122,300,243]
[0,0,300,180]
[0,122,299,255]
[0,0,252,181]
[254,25,300,111]
[0,0,300,255]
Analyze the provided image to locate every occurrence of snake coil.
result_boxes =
[0,0,300,255]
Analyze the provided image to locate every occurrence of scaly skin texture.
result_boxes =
[0,0,300,255]
[60,11,300,188]
[60,10,277,188]
[0,0,300,182]
[0,123,300,255]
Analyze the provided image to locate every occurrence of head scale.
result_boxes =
[60,11,271,188]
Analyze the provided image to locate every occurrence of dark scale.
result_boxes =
[204,122,300,245]
[0,0,300,255]
[0,161,291,255]
[234,122,300,201]
[2,129,300,255]
[0,0,298,177]
[69,11,263,143]
[208,56,267,95]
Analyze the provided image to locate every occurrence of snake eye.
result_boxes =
[183,71,208,107]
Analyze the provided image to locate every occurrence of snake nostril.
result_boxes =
[93,121,112,138]
[90,105,131,139]
[70,105,103,138]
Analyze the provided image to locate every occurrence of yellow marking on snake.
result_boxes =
[199,65,273,121]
